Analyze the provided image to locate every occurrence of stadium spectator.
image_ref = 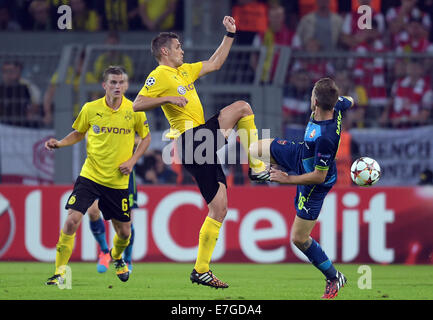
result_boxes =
[252,4,295,82]
[0,4,22,31]
[282,68,313,126]
[297,0,338,17]
[137,150,177,184]
[93,32,134,81]
[291,38,335,84]
[395,13,433,53]
[349,19,388,110]
[138,0,178,31]
[293,0,344,51]
[43,50,97,125]
[277,0,300,30]
[391,55,408,84]
[340,0,385,50]
[386,0,431,49]
[232,0,268,45]
[350,0,382,13]
[0,61,41,128]
[70,0,101,31]
[96,0,143,31]
[380,59,433,128]
[16,62,42,111]
[25,0,56,30]
[418,0,433,42]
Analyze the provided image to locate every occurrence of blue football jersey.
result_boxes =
[299,96,353,188]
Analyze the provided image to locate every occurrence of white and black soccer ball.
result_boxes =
[350,157,381,187]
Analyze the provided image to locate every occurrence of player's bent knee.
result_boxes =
[87,208,100,221]
[118,229,131,240]
[63,212,82,234]
[291,234,310,251]
[208,204,228,222]
[237,100,253,116]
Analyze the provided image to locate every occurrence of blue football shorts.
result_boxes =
[270,138,332,220]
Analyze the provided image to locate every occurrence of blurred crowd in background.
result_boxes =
[0,0,184,32]
[1,0,433,186]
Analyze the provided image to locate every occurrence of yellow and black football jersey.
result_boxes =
[73,96,149,189]
[138,62,204,138]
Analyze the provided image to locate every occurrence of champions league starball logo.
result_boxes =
[145,77,156,87]
[0,193,16,258]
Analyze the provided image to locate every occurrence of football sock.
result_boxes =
[237,114,267,173]
[55,230,76,275]
[111,232,131,260]
[194,216,222,273]
[302,238,338,280]
[89,217,109,254]
[123,224,135,264]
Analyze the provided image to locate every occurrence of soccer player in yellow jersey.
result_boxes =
[133,16,268,288]
[44,66,151,285]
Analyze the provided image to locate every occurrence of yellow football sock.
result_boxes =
[237,114,266,173]
[55,230,75,275]
[194,216,222,273]
[111,233,131,260]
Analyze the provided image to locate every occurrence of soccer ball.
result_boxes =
[350,157,381,187]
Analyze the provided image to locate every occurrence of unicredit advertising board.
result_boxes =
[1,185,433,264]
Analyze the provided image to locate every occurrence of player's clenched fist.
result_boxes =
[168,96,188,107]
[270,167,290,184]
[45,138,60,150]
[119,159,134,175]
[223,16,236,33]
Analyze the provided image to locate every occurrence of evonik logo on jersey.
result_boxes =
[93,125,131,135]
[177,83,195,95]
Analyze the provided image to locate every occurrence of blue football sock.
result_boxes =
[302,238,337,280]
[123,224,135,264]
[89,218,109,254]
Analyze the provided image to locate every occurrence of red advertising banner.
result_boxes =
[1,185,433,264]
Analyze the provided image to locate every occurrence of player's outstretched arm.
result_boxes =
[132,95,188,112]
[270,167,327,185]
[44,130,86,150]
[119,133,151,175]
[198,16,236,78]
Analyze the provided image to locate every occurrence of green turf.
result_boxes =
[0,262,432,300]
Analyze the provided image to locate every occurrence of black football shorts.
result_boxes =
[176,112,228,204]
[65,176,131,222]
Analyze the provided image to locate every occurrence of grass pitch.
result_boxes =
[0,262,432,300]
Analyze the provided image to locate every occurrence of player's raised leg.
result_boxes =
[291,216,346,299]
[249,139,277,165]
[110,219,131,282]
[46,209,83,285]
[87,200,111,273]
[190,182,229,289]
[217,100,269,180]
